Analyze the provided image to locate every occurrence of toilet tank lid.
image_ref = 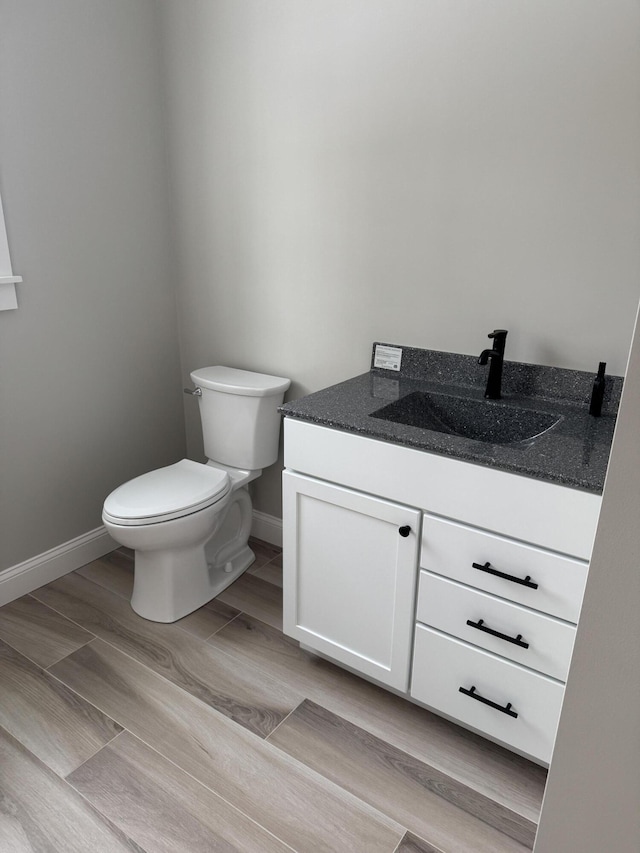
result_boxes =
[190,366,291,397]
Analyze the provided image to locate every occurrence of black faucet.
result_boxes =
[478,330,508,400]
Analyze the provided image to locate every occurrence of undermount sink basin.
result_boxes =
[370,391,562,445]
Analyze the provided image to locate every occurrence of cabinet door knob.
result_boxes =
[398,525,411,537]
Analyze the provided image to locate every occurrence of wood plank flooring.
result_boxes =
[0,539,547,852]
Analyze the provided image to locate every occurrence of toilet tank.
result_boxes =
[190,366,291,470]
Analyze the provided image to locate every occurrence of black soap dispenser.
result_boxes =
[589,362,606,417]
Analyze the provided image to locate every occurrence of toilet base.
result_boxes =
[129,486,255,623]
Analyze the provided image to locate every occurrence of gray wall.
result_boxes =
[158,0,640,519]
[0,0,186,571]
[534,303,640,852]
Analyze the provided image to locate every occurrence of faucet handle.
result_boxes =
[488,329,508,353]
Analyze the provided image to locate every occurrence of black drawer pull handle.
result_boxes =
[459,685,518,718]
[466,618,530,649]
[472,561,538,590]
[398,525,411,538]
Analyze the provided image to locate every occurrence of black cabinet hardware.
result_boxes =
[459,685,518,718]
[398,525,411,537]
[472,561,538,589]
[466,618,529,648]
[589,361,606,417]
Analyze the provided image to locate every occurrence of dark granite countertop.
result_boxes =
[280,343,623,494]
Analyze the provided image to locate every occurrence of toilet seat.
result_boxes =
[102,459,230,526]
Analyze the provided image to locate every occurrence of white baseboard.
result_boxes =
[251,510,283,548]
[0,526,116,607]
[0,515,280,608]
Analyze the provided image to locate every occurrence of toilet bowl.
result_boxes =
[102,366,290,623]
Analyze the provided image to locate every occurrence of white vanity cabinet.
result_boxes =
[282,417,602,765]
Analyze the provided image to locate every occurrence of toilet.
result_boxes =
[102,366,291,623]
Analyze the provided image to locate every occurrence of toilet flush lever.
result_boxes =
[183,386,202,397]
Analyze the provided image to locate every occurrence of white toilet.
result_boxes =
[102,366,291,623]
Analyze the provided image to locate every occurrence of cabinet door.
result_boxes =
[283,471,420,691]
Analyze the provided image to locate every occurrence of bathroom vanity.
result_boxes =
[280,344,620,765]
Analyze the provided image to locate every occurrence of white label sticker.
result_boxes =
[374,344,403,371]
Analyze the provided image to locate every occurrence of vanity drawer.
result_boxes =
[416,571,576,681]
[411,624,564,765]
[421,513,588,622]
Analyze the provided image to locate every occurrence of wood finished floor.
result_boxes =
[0,540,547,852]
